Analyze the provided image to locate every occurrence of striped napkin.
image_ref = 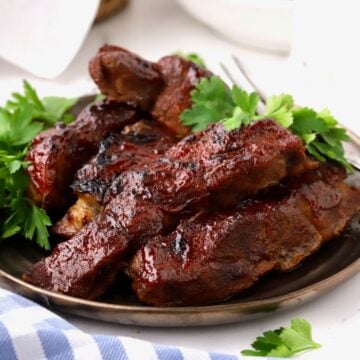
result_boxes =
[0,288,247,360]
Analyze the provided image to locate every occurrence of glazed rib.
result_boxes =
[53,121,175,238]
[72,120,175,203]
[89,45,211,136]
[130,164,360,306]
[23,120,316,299]
[26,101,137,209]
[106,120,317,206]
[89,45,164,111]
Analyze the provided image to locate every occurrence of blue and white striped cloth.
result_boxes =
[0,288,249,360]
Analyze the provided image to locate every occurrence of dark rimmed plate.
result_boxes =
[0,97,359,327]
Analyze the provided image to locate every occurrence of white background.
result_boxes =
[0,0,359,358]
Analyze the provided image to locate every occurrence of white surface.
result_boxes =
[177,0,293,53]
[0,0,100,78]
[0,0,359,358]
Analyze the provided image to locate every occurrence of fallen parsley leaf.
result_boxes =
[180,75,352,171]
[175,51,207,68]
[0,81,78,249]
[241,318,321,358]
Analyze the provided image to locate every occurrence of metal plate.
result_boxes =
[0,97,359,327]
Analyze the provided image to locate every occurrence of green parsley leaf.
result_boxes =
[291,108,328,135]
[10,105,44,146]
[24,205,52,250]
[321,127,350,146]
[0,81,78,249]
[42,96,78,124]
[262,94,294,128]
[312,141,353,172]
[222,107,251,130]
[317,108,338,126]
[231,86,259,117]
[6,81,78,127]
[241,318,321,358]
[180,76,233,131]
[221,87,259,130]
[175,51,206,68]
[23,80,44,110]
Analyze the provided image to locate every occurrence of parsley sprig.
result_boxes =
[0,81,78,250]
[180,76,352,171]
[241,318,321,358]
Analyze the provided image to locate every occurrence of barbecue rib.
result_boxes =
[73,120,175,203]
[89,45,164,111]
[26,101,137,209]
[130,164,360,306]
[53,120,175,238]
[23,120,316,299]
[89,45,211,136]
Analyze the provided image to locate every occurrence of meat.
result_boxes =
[106,120,317,207]
[89,45,164,110]
[130,164,360,306]
[89,45,211,136]
[23,120,316,299]
[53,121,175,238]
[151,56,212,136]
[24,211,131,299]
[26,101,137,209]
[28,46,211,210]
[72,120,175,203]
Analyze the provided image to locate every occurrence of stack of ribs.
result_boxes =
[23,45,360,306]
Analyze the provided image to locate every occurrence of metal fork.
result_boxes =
[220,55,360,171]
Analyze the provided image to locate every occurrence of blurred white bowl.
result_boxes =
[177,0,294,53]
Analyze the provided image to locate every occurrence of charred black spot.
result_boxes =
[71,176,115,203]
[180,161,198,170]
[209,153,227,161]
[182,134,196,144]
[127,132,159,144]
[211,129,225,144]
[96,134,122,166]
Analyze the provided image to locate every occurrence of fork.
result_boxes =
[220,55,360,171]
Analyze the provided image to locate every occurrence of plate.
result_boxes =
[0,97,359,327]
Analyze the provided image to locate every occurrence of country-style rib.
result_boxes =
[26,101,137,209]
[130,164,360,306]
[89,45,211,136]
[89,45,164,111]
[23,120,316,299]
[53,120,175,238]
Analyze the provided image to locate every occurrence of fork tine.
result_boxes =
[221,57,266,113]
[231,55,267,105]
[219,62,241,88]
